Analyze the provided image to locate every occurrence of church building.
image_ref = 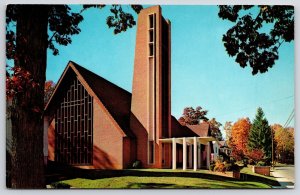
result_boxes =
[44,6,218,170]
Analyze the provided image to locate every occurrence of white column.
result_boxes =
[189,144,193,168]
[198,143,201,169]
[193,137,197,171]
[206,142,210,169]
[172,138,176,170]
[183,137,187,170]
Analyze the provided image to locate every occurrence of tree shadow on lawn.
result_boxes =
[239,173,280,186]
[126,182,187,189]
[45,161,279,187]
[125,181,269,189]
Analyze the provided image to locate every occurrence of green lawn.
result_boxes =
[49,168,272,189]
[53,176,270,189]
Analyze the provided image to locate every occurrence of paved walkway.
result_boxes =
[271,165,295,189]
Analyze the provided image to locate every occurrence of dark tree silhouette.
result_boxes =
[178,107,223,140]
[218,5,294,75]
[178,106,208,126]
[6,4,142,188]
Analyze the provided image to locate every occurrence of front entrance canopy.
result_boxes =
[159,136,218,171]
[159,136,216,145]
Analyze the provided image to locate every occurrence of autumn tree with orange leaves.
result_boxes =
[229,118,251,161]
[271,124,294,163]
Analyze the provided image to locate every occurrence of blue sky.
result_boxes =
[46,5,294,133]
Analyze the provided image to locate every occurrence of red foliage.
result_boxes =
[230,148,245,161]
[6,65,39,98]
[44,80,55,91]
[44,80,56,105]
[247,149,264,163]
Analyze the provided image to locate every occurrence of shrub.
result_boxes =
[256,161,266,166]
[214,160,226,172]
[209,163,215,171]
[224,163,232,171]
[132,160,142,168]
[242,158,248,167]
[264,159,272,166]
[230,158,236,164]
[248,159,255,165]
[231,164,240,172]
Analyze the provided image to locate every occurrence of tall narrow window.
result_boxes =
[149,30,154,42]
[55,77,93,165]
[148,13,156,165]
[149,44,154,56]
[148,14,155,57]
[149,14,154,28]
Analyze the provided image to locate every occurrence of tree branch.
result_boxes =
[277,39,285,50]
[48,32,57,44]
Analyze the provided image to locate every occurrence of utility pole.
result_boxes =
[271,130,274,170]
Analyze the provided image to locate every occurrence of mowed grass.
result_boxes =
[54,176,270,189]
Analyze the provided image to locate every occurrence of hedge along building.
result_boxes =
[44,5,218,170]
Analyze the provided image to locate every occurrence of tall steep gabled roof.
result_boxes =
[170,116,198,137]
[71,62,135,138]
[45,61,135,138]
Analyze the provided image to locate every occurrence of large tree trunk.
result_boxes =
[10,5,49,188]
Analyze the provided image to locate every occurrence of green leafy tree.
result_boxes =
[248,107,272,161]
[178,107,223,140]
[178,106,208,125]
[6,4,142,188]
[208,118,223,141]
[218,5,294,75]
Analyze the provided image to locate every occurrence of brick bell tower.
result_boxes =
[130,6,171,168]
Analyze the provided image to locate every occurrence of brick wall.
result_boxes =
[92,101,124,169]
[48,119,55,161]
[253,166,271,176]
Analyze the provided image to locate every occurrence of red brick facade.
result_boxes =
[45,6,212,170]
[130,5,171,169]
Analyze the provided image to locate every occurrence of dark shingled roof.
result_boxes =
[186,123,211,137]
[170,116,198,137]
[71,62,135,138]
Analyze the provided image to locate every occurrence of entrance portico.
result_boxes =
[159,137,217,171]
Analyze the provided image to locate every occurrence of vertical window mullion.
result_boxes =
[55,77,93,166]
